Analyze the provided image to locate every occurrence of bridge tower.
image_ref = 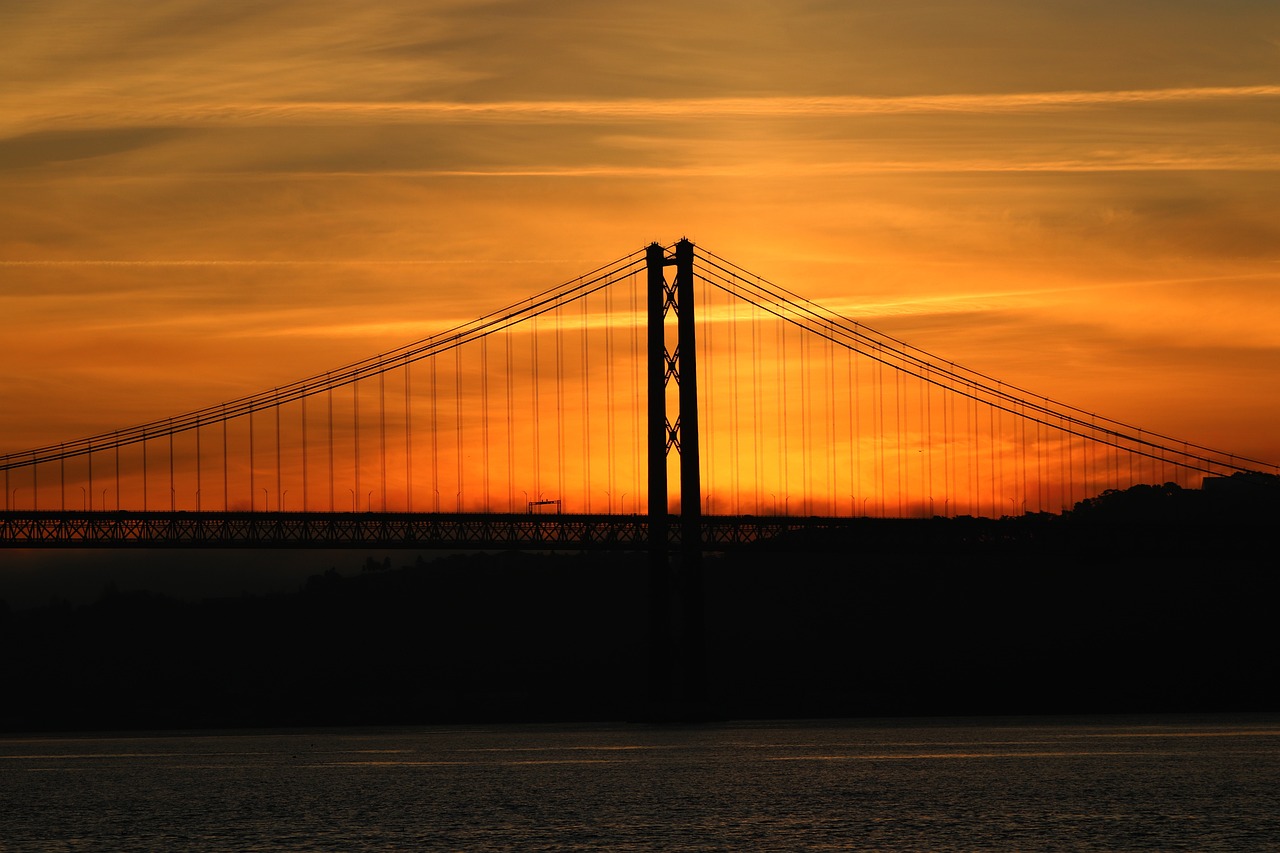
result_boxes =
[646,238,701,541]
[646,238,707,718]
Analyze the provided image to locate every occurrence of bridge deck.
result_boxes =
[0,511,884,550]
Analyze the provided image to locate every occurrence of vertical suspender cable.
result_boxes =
[728,285,739,514]
[876,354,885,517]
[554,302,564,509]
[894,359,903,517]
[1020,404,1028,515]
[405,361,412,513]
[275,400,282,512]
[1057,416,1066,510]
[326,383,334,512]
[800,330,809,514]
[989,402,996,516]
[605,285,614,511]
[380,370,386,510]
[300,394,308,507]
[581,294,590,512]
[848,349,857,515]
[506,331,514,512]
[1065,411,1073,510]
[353,381,360,511]
[431,356,439,511]
[1106,420,1113,492]
[943,377,952,516]
[1036,417,1045,512]
[1084,416,1093,502]
[703,278,714,511]
[222,407,228,511]
[140,429,148,512]
[1129,432,1136,489]
[631,272,641,514]
[773,315,783,507]
[752,299,763,514]
[917,367,926,516]
[482,337,491,511]
[853,347,861,514]
[971,394,979,516]
[455,346,463,511]
[531,314,539,503]
[924,367,933,515]
[828,332,837,516]
[301,396,307,512]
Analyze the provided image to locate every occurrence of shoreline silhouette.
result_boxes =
[2,477,1277,733]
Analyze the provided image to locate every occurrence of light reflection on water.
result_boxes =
[2,715,1278,851]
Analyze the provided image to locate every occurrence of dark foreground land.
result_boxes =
[2,482,1277,732]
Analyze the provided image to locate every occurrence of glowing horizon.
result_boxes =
[1,256,1264,520]
[3,1,1279,500]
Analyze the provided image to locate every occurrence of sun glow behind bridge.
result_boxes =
[2,243,1273,531]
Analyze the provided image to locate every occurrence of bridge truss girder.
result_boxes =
[0,511,880,550]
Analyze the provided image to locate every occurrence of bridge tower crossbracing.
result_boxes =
[646,238,707,717]
[646,238,702,543]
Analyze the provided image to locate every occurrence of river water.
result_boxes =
[2,715,1277,851]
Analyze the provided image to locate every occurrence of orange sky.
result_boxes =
[3,0,1280,479]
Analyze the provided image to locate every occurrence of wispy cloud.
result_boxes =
[13,85,1280,132]
[8,156,1279,181]
[241,85,1280,118]
[0,259,590,266]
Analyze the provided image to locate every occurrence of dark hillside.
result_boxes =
[2,480,1277,732]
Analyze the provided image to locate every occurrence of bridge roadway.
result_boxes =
[0,510,875,550]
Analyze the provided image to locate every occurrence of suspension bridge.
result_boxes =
[2,240,1273,550]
